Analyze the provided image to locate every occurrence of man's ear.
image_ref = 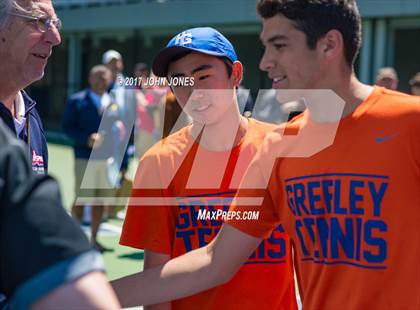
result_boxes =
[319,29,344,62]
[232,61,243,87]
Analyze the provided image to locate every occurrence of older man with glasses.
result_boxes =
[0,0,61,174]
[0,1,121,309]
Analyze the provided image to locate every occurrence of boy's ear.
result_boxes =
[319,29,343,61]
[232,61,243,87]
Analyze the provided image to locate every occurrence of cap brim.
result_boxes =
[152,46,230,77]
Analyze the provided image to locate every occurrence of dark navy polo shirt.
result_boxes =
[0,91,48,174]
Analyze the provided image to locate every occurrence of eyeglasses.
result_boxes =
[9,12,62,33]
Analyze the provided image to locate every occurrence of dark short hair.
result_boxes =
[257,0,362,67]
[168,51,233,77]
[220,57,233,77]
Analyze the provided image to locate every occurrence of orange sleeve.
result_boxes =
[120,153,176,255]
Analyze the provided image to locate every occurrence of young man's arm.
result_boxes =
[144,250,171,310]
[112,224,262,307]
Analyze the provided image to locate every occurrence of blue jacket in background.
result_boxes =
[0,91,48,174]
[62,89,122,161]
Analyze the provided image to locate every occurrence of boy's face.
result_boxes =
[167,52,240,125]
[259,14,324,90]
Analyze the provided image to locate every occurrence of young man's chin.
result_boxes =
[192,116,219,127]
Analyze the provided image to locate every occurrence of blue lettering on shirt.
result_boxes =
[285,173,389,269]
[174,193,287,264]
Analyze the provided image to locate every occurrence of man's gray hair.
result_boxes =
[0,1,34,29]
[0,0,12,28]
[90,65,112,77]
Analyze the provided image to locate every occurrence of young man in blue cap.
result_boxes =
[118,27,297,310]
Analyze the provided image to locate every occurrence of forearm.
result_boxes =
[145,302,171,310]
[112,224,262,307]
[111,244,227,307]
[143,251,171,310]
[32,272,120,310]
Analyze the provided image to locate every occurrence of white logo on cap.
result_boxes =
[174,32,193,46]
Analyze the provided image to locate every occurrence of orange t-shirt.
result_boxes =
[121,118,298,310]
[228,87,420,310]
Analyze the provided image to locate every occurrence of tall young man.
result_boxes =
[112,1,420,309]
[120,27,297,310]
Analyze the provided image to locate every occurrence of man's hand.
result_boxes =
[87,133,104,149]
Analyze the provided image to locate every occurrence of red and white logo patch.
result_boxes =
[32,150,45,174]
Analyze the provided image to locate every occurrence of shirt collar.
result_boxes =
[14,91,26,122]
[88,89,101,103]
[88,89,111,112]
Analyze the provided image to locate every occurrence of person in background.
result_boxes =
[133,62,163,158]
[63,65,122,252]
[134,62,150,87]
[161,91,191,139]
[102,50,137,177]
[409,72,420,96]
[252,89,305,124]
[103,49,125,91]
[375,67,399,90]
[237,84,254,115]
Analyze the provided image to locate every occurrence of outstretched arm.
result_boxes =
[111,224,262,307]
[143,250,171,310]
[32,272,120,310]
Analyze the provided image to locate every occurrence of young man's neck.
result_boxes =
[190,104,248,151]
[338,74,374,118]
[307,70,374,122]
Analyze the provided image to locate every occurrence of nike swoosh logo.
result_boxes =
[375,133,399,143]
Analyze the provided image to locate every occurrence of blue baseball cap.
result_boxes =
[152,27,238,77]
